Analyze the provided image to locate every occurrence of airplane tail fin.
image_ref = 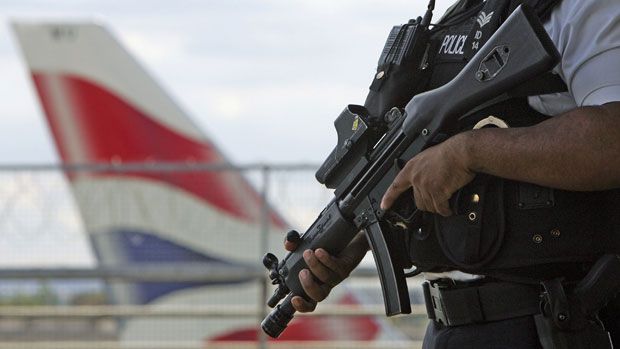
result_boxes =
[12,21,395,343]
[12,21,287,304]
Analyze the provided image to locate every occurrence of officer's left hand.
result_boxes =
[380,133,475,216]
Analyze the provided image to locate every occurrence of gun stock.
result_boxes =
[403,5,559,139]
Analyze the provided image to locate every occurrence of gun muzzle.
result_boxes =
[261,294,296,338]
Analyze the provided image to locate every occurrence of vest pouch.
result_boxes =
[363,21,432,119]
[494,183,606,269]
[435,174,506,269]
[364,60,431,119]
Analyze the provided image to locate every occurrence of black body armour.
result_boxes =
[369,0,618,281]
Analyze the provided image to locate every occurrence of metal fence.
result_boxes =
[0,163,428,349]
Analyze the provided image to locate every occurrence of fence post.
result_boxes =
[258,165,270,349]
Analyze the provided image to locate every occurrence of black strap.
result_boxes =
[436,0,484,26]
[509,72,567,97]
[424,281,541,326]
[460,72,567,119]
[509,0,564,22]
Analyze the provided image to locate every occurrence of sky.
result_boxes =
[0,0,455,267]
[0,0,453,165]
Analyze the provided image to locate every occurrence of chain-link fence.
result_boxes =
[0,163,428,349]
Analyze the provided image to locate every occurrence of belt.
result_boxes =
[423,280,541,326]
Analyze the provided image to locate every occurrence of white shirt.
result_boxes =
[529,0,620,114]
[427,0,620,282]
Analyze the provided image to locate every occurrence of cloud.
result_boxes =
[121,29,188,65]
[210,92,245,121]
[0,0,457,266]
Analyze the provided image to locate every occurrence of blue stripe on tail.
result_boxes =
[94,230,249,304]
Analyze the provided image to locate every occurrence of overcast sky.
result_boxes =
[0,0,456,266]
[0,0,453,165]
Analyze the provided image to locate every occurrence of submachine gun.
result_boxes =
[261,5,560,338]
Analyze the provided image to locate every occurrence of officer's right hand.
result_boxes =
[284,231,369,312]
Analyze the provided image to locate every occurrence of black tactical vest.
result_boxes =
[368,0,618,282]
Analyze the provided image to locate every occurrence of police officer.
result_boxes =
[284,0,620,347]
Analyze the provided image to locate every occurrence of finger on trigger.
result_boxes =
[381,173,409,210]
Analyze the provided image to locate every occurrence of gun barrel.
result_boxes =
[261,294,296,338]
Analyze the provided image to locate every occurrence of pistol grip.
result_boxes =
[573,254,620,316]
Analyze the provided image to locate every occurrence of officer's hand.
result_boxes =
[284,231,368,313]
[381,133,475,216]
